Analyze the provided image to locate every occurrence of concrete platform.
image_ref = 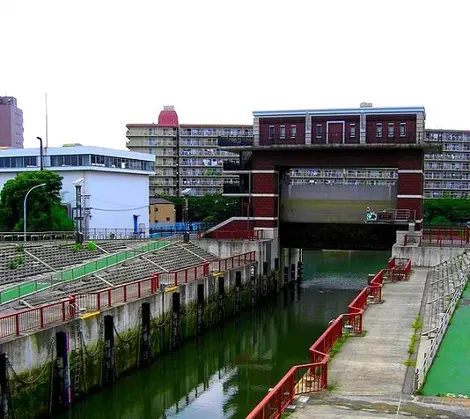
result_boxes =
[290,268,470,418]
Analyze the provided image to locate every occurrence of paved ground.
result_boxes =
[290,268,470,418]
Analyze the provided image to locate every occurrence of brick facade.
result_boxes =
[252,196,278,218]
[252,172,279,194]
[397,173,423,195]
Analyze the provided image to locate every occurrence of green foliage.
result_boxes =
[0,171,74,232]
[159,194,239,222]
[424,198,470,225]
[16,244,24,253]
[7,260,17,269]
[73,243,83,252]
[87,241,97,251]
[16,255,24,265]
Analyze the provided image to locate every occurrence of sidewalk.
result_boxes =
[292,268,443,418]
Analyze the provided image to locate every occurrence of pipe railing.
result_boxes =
[0,251,257,339]
[246,258,410,419]
[421,227,470,247]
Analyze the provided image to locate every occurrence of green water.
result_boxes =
[56,250,389,419]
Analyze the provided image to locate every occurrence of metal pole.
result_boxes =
[37,137,44,171]
[23,183,46,242]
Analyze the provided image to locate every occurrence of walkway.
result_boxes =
[0,240,170,304]
[291,268,470,418]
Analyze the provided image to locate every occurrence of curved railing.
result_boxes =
[246,258,411,419]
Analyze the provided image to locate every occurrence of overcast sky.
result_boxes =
[2,0,469,150]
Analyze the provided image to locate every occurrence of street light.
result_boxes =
[24,183,46,241]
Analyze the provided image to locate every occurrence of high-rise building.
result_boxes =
[423,129,470,199]
[126,106,253,197]
[0,97,24,148]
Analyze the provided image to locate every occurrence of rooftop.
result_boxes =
[149,197,174,205]
[253,106,426,118]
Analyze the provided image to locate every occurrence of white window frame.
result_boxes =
[291,125,297,138]
[400,123,406,137]
[280,125,286,139]
[316,124,323,139]
[388,123,394,138]
[376,123,383,138]
[350,124,356,138]
[269,125,274,139]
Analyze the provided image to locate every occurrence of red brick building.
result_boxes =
[214,105,431,240]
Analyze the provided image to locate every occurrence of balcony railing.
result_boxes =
[218,137,254,147]
[223,182,249,194]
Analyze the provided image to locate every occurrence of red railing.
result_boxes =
[0,298,76,339]
[246,258,409,419]
[421,227,470,247]
[0,251,257,339]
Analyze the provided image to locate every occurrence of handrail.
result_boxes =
[0,251,257,339]
[246,258,411,419]
[421,227,470,247]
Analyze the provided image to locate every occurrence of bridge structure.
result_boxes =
[209,105,440,250]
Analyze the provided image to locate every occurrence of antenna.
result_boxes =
[45,92,49,150]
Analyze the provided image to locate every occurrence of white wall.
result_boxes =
[0,170,150,231]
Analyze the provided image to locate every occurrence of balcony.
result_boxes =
[218,137,254,147]
[223,160,242,171]
[223,182,249,195]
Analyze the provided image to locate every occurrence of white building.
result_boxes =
[0,145,155,232]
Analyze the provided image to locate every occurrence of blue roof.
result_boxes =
[253,106,426,118]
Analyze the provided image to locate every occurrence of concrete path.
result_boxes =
[290,268,470,418]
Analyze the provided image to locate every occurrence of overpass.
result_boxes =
[209,105,440,250]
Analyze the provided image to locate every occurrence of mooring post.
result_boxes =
[291,263,296,283]
[102,315,116,387]
[262,261,268,297]
[235,271,242,316]
[250,266,257,307]
[297,260,303,282]
[217,276,225,324]
[284,266,289,287]
[54,331,71,411]
[140,302,151,367]
[196,283,205,336]
[171,292,180,351]
[0,352,9,419]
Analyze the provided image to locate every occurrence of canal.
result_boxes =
[57,250,389,419]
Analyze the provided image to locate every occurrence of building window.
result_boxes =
[50,155,84,167]
[350,124,356,138]
[269,125,274,139]
[400,123,406,137]
[376,123,383,138]
[388,123,394,138]
[316,124,323,138]
[280,125,286,139]
[291,125,297,138]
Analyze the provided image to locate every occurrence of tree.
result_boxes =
[159,194,239,222]
[423,198,470,225]
[0,171,74,232]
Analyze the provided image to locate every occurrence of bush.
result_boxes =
[87,241,97,251]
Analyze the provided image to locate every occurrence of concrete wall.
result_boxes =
[3,263,256,376]
[392,244,466,267]
[196,237,279,272]
[281,183,397,224]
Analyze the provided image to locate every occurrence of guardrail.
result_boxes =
[0,238,177,305]
[421,227,470,247]
[205,230,262,240]
[415,261,470,391]
[246,259,410,419]
[0,251,257,339]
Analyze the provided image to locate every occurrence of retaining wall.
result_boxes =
[392,244,466,267]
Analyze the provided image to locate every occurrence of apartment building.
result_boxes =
[126,106,253,197]
[0,96,24,148]
[423,129,470,199]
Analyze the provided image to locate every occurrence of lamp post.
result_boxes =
[24,183,46,242]
[181,188,192,243]
[37,137,44,171]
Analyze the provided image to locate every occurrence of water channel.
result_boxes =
[57,250,389,419]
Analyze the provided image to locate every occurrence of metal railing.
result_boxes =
[205,230,262,241]
[217,137,254,147]
[366,208,415,223]
[421,227,470,247]
[0,251,257,339]
[246,259,411,419]
[222,182,249,194]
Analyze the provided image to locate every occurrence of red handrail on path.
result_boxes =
[246,258,409,419]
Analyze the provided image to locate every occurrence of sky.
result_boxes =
[2,0,469,150]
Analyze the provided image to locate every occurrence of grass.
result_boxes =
[405,315,423,366]
[329,335,350,359]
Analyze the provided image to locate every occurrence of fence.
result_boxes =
[421,227,470,247]
[246,258,410,419]
[0,238,177,305]
[0,298,75,339]
[0,251,257,339]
